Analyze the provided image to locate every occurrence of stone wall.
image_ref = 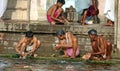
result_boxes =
[3,0,107,22]
[0,23,114,56]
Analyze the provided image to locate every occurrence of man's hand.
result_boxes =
[55,44,62,50]
[59,20,65,23]
[24,53,29,57]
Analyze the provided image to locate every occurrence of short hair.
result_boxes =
[57,0,65,5]
[88,29,97,35]
[56,30,65,36]
[25,31,34,38]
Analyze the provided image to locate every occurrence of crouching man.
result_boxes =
[55,30,80,58]
[82,29,112,60]
[15,31,41,59]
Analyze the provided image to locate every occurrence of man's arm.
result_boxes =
[92,37,105,55]
[61,33,73,48]
[61,10,69,23]
[15,38,24,54]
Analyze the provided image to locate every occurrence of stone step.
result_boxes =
[0,22,114,56]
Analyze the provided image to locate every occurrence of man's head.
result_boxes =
[56,30,65,40]
[88,29,97,40]
[57,0,65,7]
[25,31,34,41]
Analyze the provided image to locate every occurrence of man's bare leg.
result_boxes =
[91,41,98,53]
[71,38,78,58]
[61,50,69,58]
[106,41,112,60]
[90,41,102,60]
[81,10,88,25]
[33,40,41,58]
[20,43,27,58]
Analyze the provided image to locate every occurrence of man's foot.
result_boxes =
[33,54,38,58]
[71,56,76,59]
[105,20,114,26]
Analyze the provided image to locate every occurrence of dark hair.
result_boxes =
[57,0,65,5]
[56,30,65,36]
[25,31,34,38]
[88,29,97,35]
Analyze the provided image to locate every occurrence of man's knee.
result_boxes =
[37,40,40,48]
[107,41,112,46]
[21,43,26,48]
[74,38,78,42]
[92,41,96,46]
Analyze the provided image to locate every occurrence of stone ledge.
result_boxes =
[0,22,114,35]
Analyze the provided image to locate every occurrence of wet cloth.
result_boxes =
[26,45,33,52]
[47,9,60,23]
[75,0,91,15]
[65,33,80,57]
[104,0,114,21]
[0,0,8,17]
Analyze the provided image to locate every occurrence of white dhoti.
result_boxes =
[0,0,8,17]
[104,0,114,21]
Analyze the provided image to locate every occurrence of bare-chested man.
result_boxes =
[47,0,68,25]
[15,31,41,59]
[55,30,79,58]
[82,29,112,60]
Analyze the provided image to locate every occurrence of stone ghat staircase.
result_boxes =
[0,22,114,57]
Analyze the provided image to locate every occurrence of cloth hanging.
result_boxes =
[0,0,8,17]
[104,0,114,21]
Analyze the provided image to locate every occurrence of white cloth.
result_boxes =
[104,0,114,21]
[26,45,33,52]
[0,0,8,17]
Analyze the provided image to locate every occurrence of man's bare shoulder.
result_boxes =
[19,37,26,43]
[51,4,57,8]
[33,37,39,41]
[68,32,73,36]
[98,35,105,41]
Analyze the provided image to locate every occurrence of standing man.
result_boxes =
[82,29,112,60]
[55,30,79,58]
[15,31,41,59]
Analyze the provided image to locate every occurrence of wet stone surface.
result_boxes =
[0,58,120,71]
